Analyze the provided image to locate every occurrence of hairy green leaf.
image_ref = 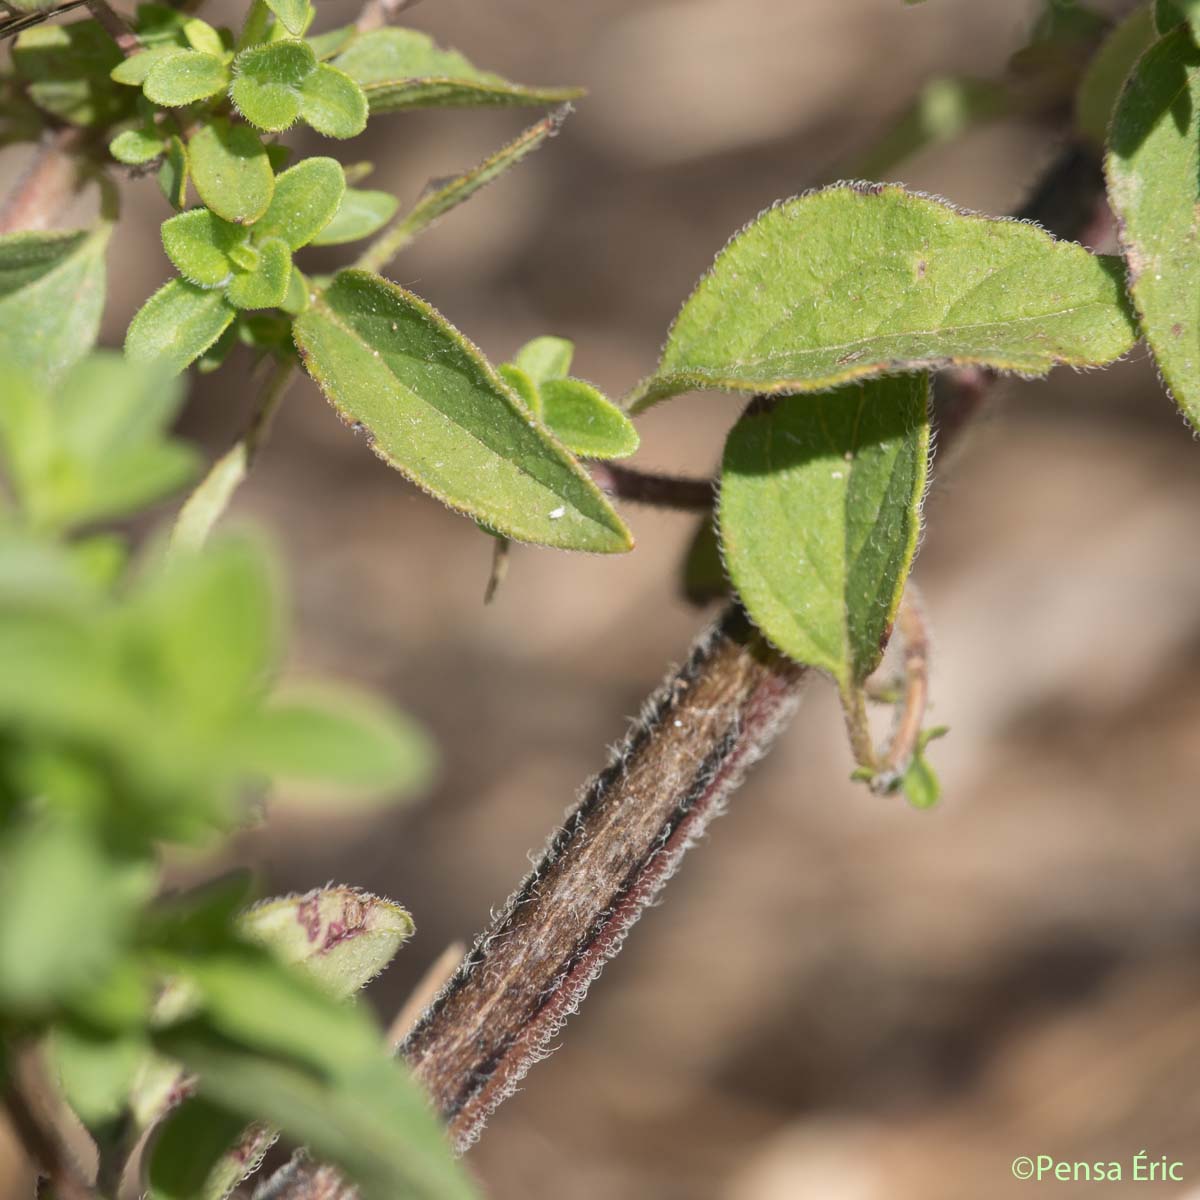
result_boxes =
[540,379,639,459]
[307,24,356,60]
[1156,0,1200,36]
[50,1025,146,1124]
[513,334,573,384]
[719,375,930,690]
[231,39,315,130]
[299,63,367,137]
[238,886,414,999]
[294,271,632,552]
[310,186,397,245]
[0,226,109,385]
[1076,4,1156,145]
[0,353,198,531]
[255,156,345,248]
[182,16,226,56]
[149,1095,247,1200]
[497,363,541,418]
[265,0,311,36]
[110,126,166,165]
[162,208,245,287]
[188,119,274,224]
[332,28,581,111]
[1107,28,1200,426]
[628,183,1137,411]
[143,47,230,106]
[112,44,180,86]
[225,236,292,309]
[126,278,237,374]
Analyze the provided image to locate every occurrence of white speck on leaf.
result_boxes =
[549,506,566,520]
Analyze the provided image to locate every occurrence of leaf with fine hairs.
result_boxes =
[188,119,274,224]
[627,183,1137,412]
[125,277,237,374]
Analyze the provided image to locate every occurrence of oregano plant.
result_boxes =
[0,0,1193,1195]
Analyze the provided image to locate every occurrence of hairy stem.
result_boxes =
[84,0,140,56]
[0,128,84,235]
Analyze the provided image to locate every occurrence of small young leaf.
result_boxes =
[1107,28,1200,426]
[332,27,581,112]
[293,270,633,553]
[265,0,311,37]
[254,156,345,249]
[161,208,244,287]
[159,134,190,209]
[514,334,573,384]
[112,43,180,86]
[126,278,237,373]
[188,119,274,224]
[307,24,357,60]
[298,63,368,137]
[182,16,227,57]
[49,1025,146,1125]
[540,379,639,460]
[719,375,930,692]
[281,264,310,314]
[898,726,948,810]
[230,39,315,131]
[110,125,166,164]
[1075,4,1156,145]
[309,186,397,245]
[627,183,1137,412]
[143,47,230,106]
[238,885,414,998]
[225,236,292,309]
[497,363,541,418]
[0,225,109,385]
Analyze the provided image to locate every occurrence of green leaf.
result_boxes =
[293,270,633,552]
[513,334,573,384]
[297,62,368,137]
[1076,4,1156,145]
[1156,0,1200,36]
[110,126,166,165]
[238,885,414,999]
[332,28,581,112]
[1107,28,1200,427]
[0,352,198,532]
[126,278,237,374]
[112,44,181,86]
[156,1022,477,1200]
[0,226,109,386]
[148,1095,247,1200]
[719,376,930,691]
[497,363,541,418]
[681,515,728,606]
[162,208,245,287]
[158,134,190,209]
[49,1024,146,1124]
[236,687,434,800]
[230,39,315,131]
[540,379,639,459]
[13,22,131,126]
[627,183,1137,412]
[225,236,292,309]
[254,156,345,249]
[183,16,227,56]
[307,24,357,60]
[0,818,151,1013]
[898,726,948,810]
[264,0,310,35]
[143,47,230,106]
[188,119,274,224]
[282,264,310,314]
[309,187,397,245]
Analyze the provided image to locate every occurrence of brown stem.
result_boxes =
[84,0,140,56]
[588,462,715,511]
[871,594,930,793]
[0,127,84,235]
[354,0,423,33]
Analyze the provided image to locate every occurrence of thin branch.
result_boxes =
[869,593,930,794]
[386,941,465,1049]
[588,461,715,511]
[84,0,140,56]
[0,127,84,235]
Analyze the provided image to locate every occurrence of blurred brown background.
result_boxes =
[7,0,1200,1196]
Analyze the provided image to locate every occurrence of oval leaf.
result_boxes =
[188,120,274,225]
[719,375,930,691]
[264,0,311,37]
[143,47,229,106]
[126,278,237,374]
[161,209,244,287]
[309,187,398,246]
[540,379,639,459]
[225,237,292,310]
[1107,28,1200,427]
[254,156,345,249]
[293,270,633,552]
[299,62,368,138]
[230,39,314,131]
[627,183,1137,412]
